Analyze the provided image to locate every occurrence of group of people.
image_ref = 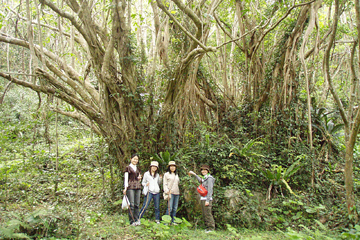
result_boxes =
[122,153,215,232]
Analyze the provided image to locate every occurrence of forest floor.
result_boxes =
[1,198,342,239]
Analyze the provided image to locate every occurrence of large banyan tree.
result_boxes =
[0,0,360,216]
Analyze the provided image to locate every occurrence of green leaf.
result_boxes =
[314,220,328,231]
[161,151,170,162]
[113,199,122,206]
[173,217,182,224]
[281,179,297,197]
[161,215,172,223]
[12,233,31,239]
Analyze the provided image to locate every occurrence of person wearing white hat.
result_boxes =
[163,161,180,224]
[138,161,162,224]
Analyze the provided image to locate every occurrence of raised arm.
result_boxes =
[189,170,202,183]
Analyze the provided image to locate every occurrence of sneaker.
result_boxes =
[205,229,214,233]
[172,222,178,225]
[155,220,160,224]
[130,222,137,226]
[135,220,141,226]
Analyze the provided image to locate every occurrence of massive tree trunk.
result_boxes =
[154,0,218,146]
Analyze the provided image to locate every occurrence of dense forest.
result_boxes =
[1,0,360,239]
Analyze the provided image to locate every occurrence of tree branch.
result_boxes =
[39,0,93,49]
[0,72,105,128]
[171,0,202,29]
[0,34,100,108]
[323,0,348,127]
[214,13,245,52]
[9,7,88,49]
[251,0,316,58]
[156,0,215,52]
[0,81,13,104]
[51,107,102,135]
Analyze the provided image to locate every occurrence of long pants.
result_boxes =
[165,194,179,223]
[139,192,160,221]
[126,189,141,224]
[201,200,215,230]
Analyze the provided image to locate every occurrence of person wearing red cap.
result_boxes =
[189,164,215,232]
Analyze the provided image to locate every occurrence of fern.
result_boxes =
[0,226,30,239]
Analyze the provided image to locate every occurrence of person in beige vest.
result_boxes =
[163,161,180,224]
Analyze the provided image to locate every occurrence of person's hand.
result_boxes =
[146,182,150,186]
[123,188,127,195]
[205,201,209,206]
[189,171,196,176]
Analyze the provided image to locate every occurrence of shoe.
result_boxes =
[205,229,214,233]
[172,222,178,225]
[156,220,160,224]
[130,220,140,226]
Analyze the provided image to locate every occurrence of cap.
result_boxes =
[167,161,177,166]
[150,161,159,168]
[200,164,210,171]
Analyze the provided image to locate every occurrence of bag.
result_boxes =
[197,184,208,197]
[122,195,130,210]
[143,186,148,195]
[163,192,168,200]
[163,192,171,200]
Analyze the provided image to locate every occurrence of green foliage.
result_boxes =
[152,150,182,172]
[226,224,241,238]
[341,225,360,239]
[137,217,192,240]
[229,138,264,162]
[283,220,338,240]
[312,107,344,153]
[0,10,4,30]
[0,208,74,239]
[260,160,302,199]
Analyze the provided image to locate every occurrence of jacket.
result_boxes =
[196,174,215,202]
[142,171,161,195]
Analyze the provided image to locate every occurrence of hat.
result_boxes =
[150,161,159,168]
[200,164,210,172]
[167,161,177,166]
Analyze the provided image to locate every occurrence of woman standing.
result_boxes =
[123,154,142,226]
[138,161,162,223]
[189,164,215,232]
[163,161,180,224]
